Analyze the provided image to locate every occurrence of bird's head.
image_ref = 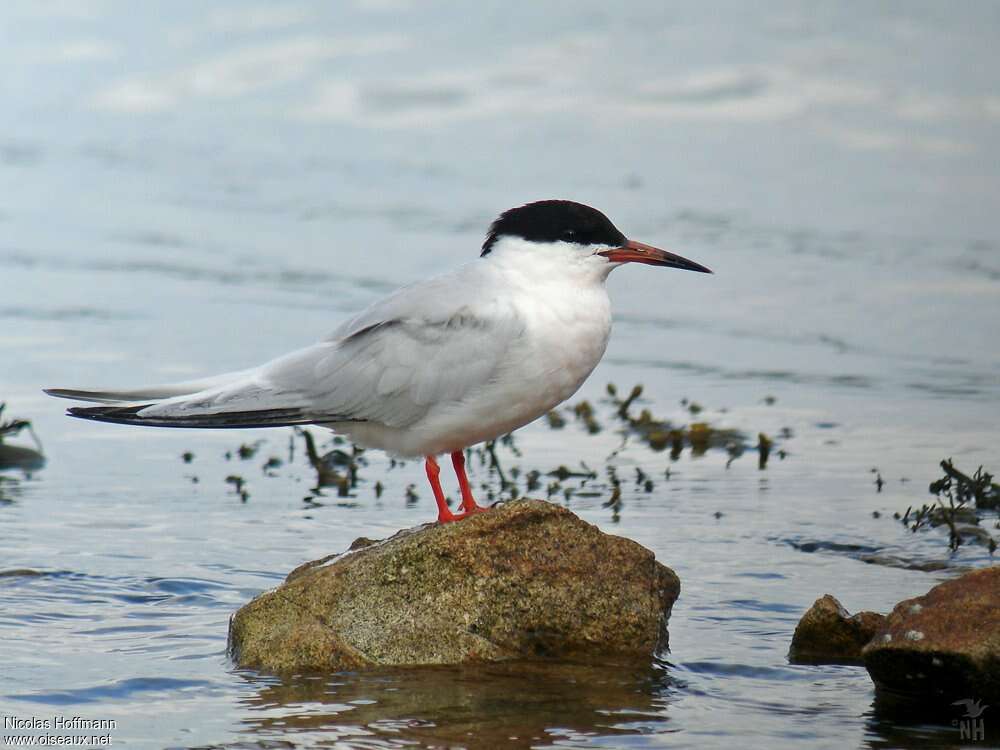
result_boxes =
[481,200,712,279]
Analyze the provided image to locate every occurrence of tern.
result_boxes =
[46,200,711,522]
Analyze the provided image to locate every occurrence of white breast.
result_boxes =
[337,242,615,457]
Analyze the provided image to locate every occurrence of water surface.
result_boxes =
[2,2,999,748]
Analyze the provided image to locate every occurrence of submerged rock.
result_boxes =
[863,566,1000,703]
[229,498,680,672]
[789,594,885,665]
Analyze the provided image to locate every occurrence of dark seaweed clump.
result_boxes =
[896,459,999,553]
[462,383,788,517]
[0,403,45,473]
[582,383,783,467]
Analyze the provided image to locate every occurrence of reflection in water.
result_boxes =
[0,445,44,473]
[0,476,17,504]
[0,404,45,474]
[864,689,998,748]
[236,660,675,749]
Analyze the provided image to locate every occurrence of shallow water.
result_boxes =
[2,1,999,748]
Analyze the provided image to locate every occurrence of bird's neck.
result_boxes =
[483,237,613,291]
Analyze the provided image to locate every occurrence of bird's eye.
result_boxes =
[561,230,576,241]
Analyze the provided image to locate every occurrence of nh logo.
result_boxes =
[959,718,986,741]
[953,698,988,742]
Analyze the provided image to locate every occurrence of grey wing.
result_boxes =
[58,263,524,429]
[76,299,524,428]
[266,297,525,428]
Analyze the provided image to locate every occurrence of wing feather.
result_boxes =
[51,262,526,432]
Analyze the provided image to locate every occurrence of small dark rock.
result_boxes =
[789,594,885,665]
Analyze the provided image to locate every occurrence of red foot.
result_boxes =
[425,456,460,523]
[424,452,490,523]
[452,450,488,515]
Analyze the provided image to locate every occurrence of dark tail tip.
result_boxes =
[66,404,150,424]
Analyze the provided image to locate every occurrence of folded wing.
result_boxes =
[48,272,524,431]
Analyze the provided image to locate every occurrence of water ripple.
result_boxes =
[6,677,215,705]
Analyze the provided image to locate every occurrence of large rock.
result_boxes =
[863,566,1000,702]
[789,594,885,665]
[229,498,680,672]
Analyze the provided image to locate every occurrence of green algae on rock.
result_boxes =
[228,498,680,673]
[863,566,1000,703]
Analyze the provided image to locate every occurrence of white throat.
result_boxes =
[482,235,615,288]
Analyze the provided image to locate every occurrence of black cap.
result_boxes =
[481,200,627,256]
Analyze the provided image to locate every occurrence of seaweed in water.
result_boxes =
[897,459,998,553]
[930,459,999,510]
[169,383,793,519]
[601,384,750,461]
[0,403,45,473]
[571,400,602,434]
[0,403,41,447]
[296,428,353,496]
[757,433,772,470]
[237,440,264,460]
[225,474,249,503]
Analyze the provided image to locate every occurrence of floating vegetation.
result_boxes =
[547,464,597,481]
[894,459,998,553]
[0,403,45,473]
[596,383,762,463]
[262,456,282,476]
[757,433,772,470]
[296,428,362,497]
[634,467,654,493]
[571,400,601,434]
[477,439,512,493]
[931,460,1000,510]
[169,382,790,520]
[608,383,642,418]
[225,474,249,502]
[462,383,790,513]
[525,470,541,493]
[405,484,419,503]
[237,441,264,460]
[544,410,566,429]
[681,398,703,416]
[0,403,40,447]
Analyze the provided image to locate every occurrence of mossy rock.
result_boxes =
[789,594,885,665]
[863,566,1000,703]
[229,499,680,672]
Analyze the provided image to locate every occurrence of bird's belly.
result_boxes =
[339,293,612,457]
[410,354,602,455]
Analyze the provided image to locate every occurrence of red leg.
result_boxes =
[452,450,487,514]
[425,456,459,523]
